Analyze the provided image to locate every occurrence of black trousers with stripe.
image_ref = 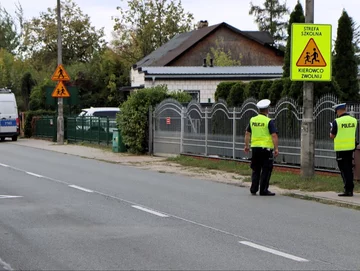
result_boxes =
[336,150,354,193]
[250,147,274,194]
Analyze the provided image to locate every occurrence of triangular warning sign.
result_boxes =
[51,81,70,98]
[296,38,326,67]
[51,64,70,81]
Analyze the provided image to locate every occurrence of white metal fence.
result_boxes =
[152,94,360,170]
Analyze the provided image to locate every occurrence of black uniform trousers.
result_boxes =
[336,150,355,193]
[250,147,274,194]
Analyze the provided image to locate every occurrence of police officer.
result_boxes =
[244,99,279,196]
[330,103,357,197]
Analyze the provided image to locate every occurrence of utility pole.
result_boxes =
[300,0,315,177]
[56,0,64,144]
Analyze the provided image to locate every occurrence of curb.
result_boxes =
[286,192,360,209]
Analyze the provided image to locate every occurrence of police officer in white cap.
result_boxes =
[330,103,357,197]
[244,99,279,196]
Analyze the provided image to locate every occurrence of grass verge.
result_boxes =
[167,155,360,193]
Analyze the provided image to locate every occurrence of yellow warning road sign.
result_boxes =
[51,64,70,81]
[51,81,70,98]
[296,38,326,67]
[291,23,332,81]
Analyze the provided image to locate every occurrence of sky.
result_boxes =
[1,0,359,43]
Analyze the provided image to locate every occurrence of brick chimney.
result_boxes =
[197,20,209,29]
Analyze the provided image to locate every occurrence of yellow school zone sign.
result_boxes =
[290,23,332,81]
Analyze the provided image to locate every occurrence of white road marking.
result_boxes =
[132,205,169,217]
[0,257,13,270]
[69,185,94,193]
[0,195,23,199]
[0,161,314,265]
[239,241,309,262]
[26,172,43,178]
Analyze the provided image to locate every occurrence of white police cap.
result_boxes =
[256,99,271,109]
[332,103,346,111]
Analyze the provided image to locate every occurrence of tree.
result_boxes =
[282,1,305,77]
[333,10,359,102]
[22,0,106,69]
[249,0,289,46]
[0,4,20,54]
[351,20,360,64]
[227,82,246,107]
[112,0,194,66]
[206,38,241,66]
[20,72,36,111]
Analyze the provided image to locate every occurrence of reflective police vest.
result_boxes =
[334,115,357,151]
[250,114,274,149]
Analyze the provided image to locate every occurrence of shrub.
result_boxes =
[259,80,273,100]
[243,80,264,100]
[269,79,285,104]
[227,82,247,107]
[118,85,191,154]
[215,82,237,102]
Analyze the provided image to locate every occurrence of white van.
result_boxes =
[0,88,19,141]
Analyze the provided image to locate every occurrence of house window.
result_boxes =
[184,90,200,102]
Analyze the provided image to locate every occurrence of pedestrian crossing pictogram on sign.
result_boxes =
[296,38,326,67]
[51,81,70,98]
[51,64,70,81]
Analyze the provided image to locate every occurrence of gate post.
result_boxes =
[233,107,236,159]
[205,108,208,156]
[180,107,185,153]
[148,105,153,155]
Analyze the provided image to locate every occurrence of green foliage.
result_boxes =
[283,1,305,77]
[112,0,194,66]
[0,4,20,54]
[281,77,292,96]
[215,82,237,102]
[22,0,106,69]
[170,90,193,103]
[28,79,53,111]
[249,0,289,46]
[243,80,263,100]
[206,38,241,66]
[269,79,285,103]
[333,10,359,102]
[288,81,303,104]
[0,48,13,88]
[314,79,344,101]
[20,72,36,111]
[24,109,55,138]
[118,86,191,154]
[227,82,247,107]
[259,80,273,100]
[351,20,360,64]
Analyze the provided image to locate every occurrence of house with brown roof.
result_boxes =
[126,21,285,102]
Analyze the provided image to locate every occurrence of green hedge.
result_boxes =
[214,77,345,106]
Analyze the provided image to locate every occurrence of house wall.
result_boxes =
[168,26,284,67]
[144,79,219,103]
[130,68,145,86]
[144,78,279,103]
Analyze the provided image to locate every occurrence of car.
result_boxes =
[78,107,120,118]
[0,88,19,142]
[76,107,120,132]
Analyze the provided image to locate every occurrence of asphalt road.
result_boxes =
[1,142,360,270]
